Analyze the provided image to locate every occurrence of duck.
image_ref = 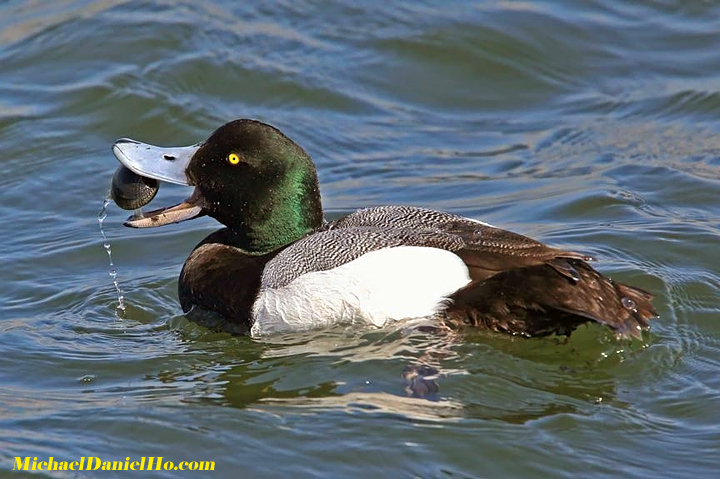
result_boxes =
[111,119,657,338]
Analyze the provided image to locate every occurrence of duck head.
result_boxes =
[112,119,324,253]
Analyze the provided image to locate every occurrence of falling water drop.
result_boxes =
[98,197,126,317]
[621,297,637,311]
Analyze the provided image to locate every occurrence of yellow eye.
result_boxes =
[228,153,240,165]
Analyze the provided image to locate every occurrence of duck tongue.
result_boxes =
[124,188,206,228]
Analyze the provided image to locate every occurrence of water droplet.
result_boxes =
[621,297,636,310]
[98,196,126,316]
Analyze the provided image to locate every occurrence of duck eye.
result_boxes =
[228,153,240,165]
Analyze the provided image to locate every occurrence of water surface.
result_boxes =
[1,1,719,477]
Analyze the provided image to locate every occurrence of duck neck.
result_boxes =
[224,168,324,254]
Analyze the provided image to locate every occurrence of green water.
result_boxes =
[1,1,719,478]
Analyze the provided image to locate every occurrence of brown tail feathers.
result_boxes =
[441,258,657,339]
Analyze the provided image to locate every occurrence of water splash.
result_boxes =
[98,197,126,317]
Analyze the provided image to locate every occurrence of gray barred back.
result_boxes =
[327,205,486,230]
[260,226,465,289]
[259,206,566,290]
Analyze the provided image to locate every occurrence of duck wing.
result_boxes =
[441,259,656,339]
[327,205,590,282]
[262,206,585,288]
[259,205,656,338]
[326,206,657,338]
[260,226,466,289]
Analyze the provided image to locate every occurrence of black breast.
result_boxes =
[178,228,281,332]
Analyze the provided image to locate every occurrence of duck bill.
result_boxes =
[113,138,207,228]
[124,188,206,228]
[112,138,200,185]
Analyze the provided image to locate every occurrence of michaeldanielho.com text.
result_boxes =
[14,457,215,472]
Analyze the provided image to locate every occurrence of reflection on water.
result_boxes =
[155,324,632,426]
[254,392,466,422]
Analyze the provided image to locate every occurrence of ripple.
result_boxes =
[2,0,720,477]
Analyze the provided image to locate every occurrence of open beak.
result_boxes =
[112,138,206,228]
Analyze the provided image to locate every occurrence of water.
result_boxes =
[98,198,125,315]
[1,1,719,477]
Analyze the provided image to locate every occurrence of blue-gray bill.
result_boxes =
[112,139,198,185]
[111,138,206,227]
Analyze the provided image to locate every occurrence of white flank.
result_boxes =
[250,246,471,337]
